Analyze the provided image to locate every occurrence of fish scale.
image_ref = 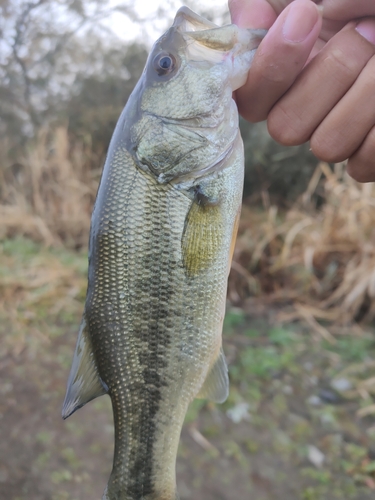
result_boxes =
[91,149,225,499]
[93,148,237,500]
[62,6,265,500]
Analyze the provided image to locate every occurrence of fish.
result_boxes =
[62,7,264,500]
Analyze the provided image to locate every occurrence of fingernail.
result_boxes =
[356,19,375,46]
[283,1,320,43]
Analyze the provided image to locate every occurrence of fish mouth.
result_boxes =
[172,6,218,33]
[173,6,266,53]
[172,7,266,89]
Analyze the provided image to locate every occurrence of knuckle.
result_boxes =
[347,138,375,183]
[236,92,268,123]
[345,161,370,183]
[244,109,268,123]
[324,48,358,77]
[261,61,294,85]
[310,131,347,163]
[363,57,375,87]
[268,105,309,146]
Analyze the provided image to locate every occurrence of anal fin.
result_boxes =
[62,314,107,419]
[196,348,229,403]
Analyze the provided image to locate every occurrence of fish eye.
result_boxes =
[153,52,176,76]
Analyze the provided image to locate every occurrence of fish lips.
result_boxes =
[173,7,266,91]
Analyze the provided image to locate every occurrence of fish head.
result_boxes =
[128,7,265,183]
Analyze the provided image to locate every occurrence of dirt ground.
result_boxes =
[1,239,375,500]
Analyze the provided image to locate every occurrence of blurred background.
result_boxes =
[1,0,375,499]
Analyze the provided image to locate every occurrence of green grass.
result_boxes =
[325,336,375,363]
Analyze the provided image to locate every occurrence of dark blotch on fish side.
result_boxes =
[126,228,175,497]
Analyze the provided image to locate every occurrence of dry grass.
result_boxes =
[0,239,87,358]
[0,127,100,248]
[230,162,375,328]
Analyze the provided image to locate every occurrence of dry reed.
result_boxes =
[0,127,100,248]
[229,162,375,327]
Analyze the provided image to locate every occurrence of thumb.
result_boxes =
[235,0,322,122]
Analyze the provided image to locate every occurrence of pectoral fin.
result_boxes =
[196,348,229,403]
[62,314,107,419]
[182,201,223,276]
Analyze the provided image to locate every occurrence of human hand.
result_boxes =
[229,0,375,182]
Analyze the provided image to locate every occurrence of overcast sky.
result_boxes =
[105,0,229,44]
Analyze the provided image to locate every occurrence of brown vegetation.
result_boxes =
[0,127,99,248]
[231,162,375,328]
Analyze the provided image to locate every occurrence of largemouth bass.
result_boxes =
[62,7,264,500]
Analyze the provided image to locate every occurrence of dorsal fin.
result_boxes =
[62,314,107,419]
[196,348,229,403]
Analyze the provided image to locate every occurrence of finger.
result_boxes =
[264,0,298,14]
[235,0,322,122]
[268,20,375,145]
[311,53,375,162]
[319,18,347,42]
[321,0,375,21]
[308,37,325,61]
[229,0,278,28]
[347,126,375,182]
